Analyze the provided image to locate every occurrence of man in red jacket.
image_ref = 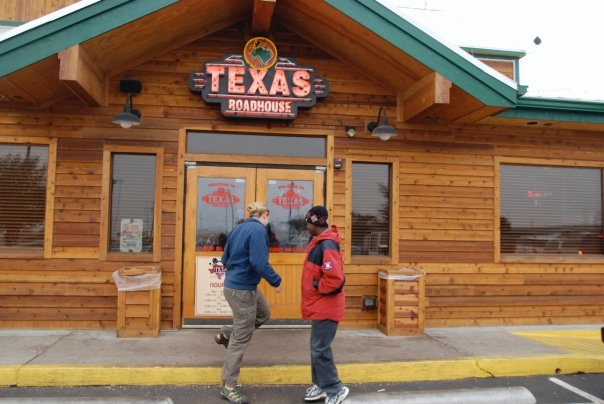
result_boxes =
[301,206,349,404]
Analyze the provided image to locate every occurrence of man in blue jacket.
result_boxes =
[215,201,282,404]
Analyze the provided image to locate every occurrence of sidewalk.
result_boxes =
[0,325,602,387]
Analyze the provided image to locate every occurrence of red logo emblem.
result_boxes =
[202,187,240,207]
[243,37,278,70]
[208,258,226,280]
[272,188,309,209]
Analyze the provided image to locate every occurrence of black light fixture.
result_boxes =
[112,80,142,129]
[367,106,397,141]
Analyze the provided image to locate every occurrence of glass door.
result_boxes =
[255,168,324,319]
[182,165,324,325]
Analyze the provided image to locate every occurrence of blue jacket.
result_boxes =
[221,218,281,290]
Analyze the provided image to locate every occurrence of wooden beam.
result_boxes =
[397,72,451,122]
[454,105,508,124]
[251,0,276,35]
[59,45,108,106]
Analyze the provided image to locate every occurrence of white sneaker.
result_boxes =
[325,386,349,404]
[304,384,327,401]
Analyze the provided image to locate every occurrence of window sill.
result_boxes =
[501,254,604,263]
[0,248,44,258]
[104,252,157,262]
[350,255,393,265]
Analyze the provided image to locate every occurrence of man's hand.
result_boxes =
[275,285,282,293]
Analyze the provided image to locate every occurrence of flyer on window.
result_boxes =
[120,218,143,253]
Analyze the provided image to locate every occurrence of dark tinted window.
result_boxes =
[187,132,325,158]
[110,154,156,253]
[0,144,48,248]
[351,163,390,256]
[500,165,602,255]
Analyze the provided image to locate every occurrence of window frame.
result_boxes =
[0,136,56,258]
[495,156,604,263]
[344,156,399,265]
[100,145,163,262]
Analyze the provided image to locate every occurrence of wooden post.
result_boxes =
[377,268,426,336]
[115,266,161,338]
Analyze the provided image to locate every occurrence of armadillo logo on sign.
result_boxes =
[243,37,278,70]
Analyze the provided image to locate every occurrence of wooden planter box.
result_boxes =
[115,266,161,338]
[377,268,425,336]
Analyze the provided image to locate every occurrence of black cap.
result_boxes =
[305,205,329,227]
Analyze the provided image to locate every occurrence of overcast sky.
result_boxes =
[378,0,604,101]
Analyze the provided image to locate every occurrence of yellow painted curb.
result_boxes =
[6,355,604,387]
[337,360,487,383]
[477,355,604,377]
[16,366,221,387]
[0,365,18,387]
[240,360,487,385]
[240,365,310,385]
[9,362,486,387]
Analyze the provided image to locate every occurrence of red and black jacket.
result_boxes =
[301,225,345,322]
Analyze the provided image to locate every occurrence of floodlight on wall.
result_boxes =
[367,106,397,141]
[345,126,356,138]
[112,80,142,129]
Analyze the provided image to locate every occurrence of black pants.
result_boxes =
[310,319,342,395]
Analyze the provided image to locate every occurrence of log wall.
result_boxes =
[1,23,603,329]
[334,127,604,327]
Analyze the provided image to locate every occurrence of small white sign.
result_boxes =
[120,218,143,252]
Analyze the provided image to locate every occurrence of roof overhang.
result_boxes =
[482,96,604,130]
[0,0,603,129]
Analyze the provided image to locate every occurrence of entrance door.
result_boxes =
[182,165,324,326]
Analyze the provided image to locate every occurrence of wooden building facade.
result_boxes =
[1,0,603,332]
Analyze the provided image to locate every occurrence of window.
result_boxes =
[187,132,326,158]
[351,163,391,257]
[101,147,162,261]
[500,164,602,255]
[0,143,49,251]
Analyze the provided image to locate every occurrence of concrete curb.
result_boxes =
[1,355,603,387]
[346,387,536,404]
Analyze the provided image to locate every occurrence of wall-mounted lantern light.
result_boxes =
[112,80,142,129]
[367,106,397,141]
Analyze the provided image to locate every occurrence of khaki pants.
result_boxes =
[221,287,270,388]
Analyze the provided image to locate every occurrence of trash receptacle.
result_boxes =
[112,265,162,338]
[377,268,425,336]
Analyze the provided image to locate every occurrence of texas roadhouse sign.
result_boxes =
[189,37,329,119]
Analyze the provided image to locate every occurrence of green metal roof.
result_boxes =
[461,47,526,60]
[498,96,604,124]
[0,21,24,27]
[0,0,176,77]
[326,0,604,124]
[326,0,519,107]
